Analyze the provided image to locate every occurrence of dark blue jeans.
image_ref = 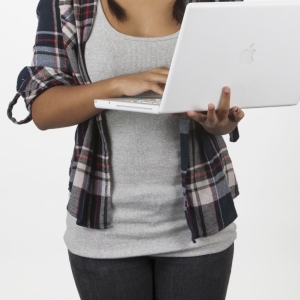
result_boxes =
[68,243,234,300]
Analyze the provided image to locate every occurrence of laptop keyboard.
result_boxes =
[130,98,161,105]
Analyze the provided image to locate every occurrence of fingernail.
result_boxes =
[224,86,230,94]
[208,103,214,110]
[234,107,239,113]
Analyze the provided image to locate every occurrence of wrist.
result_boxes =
[109,76,124,97]
[91,77,123,99]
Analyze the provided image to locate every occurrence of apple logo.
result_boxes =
[239,43,256,64]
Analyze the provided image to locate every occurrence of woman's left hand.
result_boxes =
[171,86,245,136]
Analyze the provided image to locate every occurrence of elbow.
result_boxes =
[31,97,52,131]
[31,107,49,131]
[32,118,48,131]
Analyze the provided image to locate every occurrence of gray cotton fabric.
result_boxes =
[63,2,236,258]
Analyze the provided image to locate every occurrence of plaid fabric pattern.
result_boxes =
[7,0,241,242]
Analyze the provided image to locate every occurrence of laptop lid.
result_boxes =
[159,1,300,113]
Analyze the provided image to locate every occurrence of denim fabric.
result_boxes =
[68,243,234,300]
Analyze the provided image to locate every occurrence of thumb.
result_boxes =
[230,107,245,122]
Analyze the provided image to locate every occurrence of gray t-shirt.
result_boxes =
[64,2,236,259]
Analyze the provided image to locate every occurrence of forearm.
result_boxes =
[31,67,169,130]
[32,77,120,130]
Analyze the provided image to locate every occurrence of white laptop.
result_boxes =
[94,1,300,114]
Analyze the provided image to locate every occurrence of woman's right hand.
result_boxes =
[114,66,169,96]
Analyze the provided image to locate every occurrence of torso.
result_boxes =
[64,1,237,259]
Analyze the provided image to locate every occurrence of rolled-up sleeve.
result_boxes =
[8,0,76,124]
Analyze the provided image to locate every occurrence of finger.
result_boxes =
[229,106,245,122]
[146,73,168,84]
[216,86,231,121]
[187,111,207,123]
[206,103,217,126]
[147,82,165,95]
[157,66,170,70]
[170,113,190,119]
[151,67,169,75]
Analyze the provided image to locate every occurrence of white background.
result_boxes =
[1,0,300,299]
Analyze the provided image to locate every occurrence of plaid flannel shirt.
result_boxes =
[8,0,241,242]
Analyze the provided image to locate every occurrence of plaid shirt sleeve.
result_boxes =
[7,0,77,125]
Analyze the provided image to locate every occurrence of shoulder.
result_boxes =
[37,0,59,16]
[36,0,61,31]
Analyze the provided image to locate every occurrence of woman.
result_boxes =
[8,0,244,299]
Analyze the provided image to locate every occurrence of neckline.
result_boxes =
[97,0,180,41]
